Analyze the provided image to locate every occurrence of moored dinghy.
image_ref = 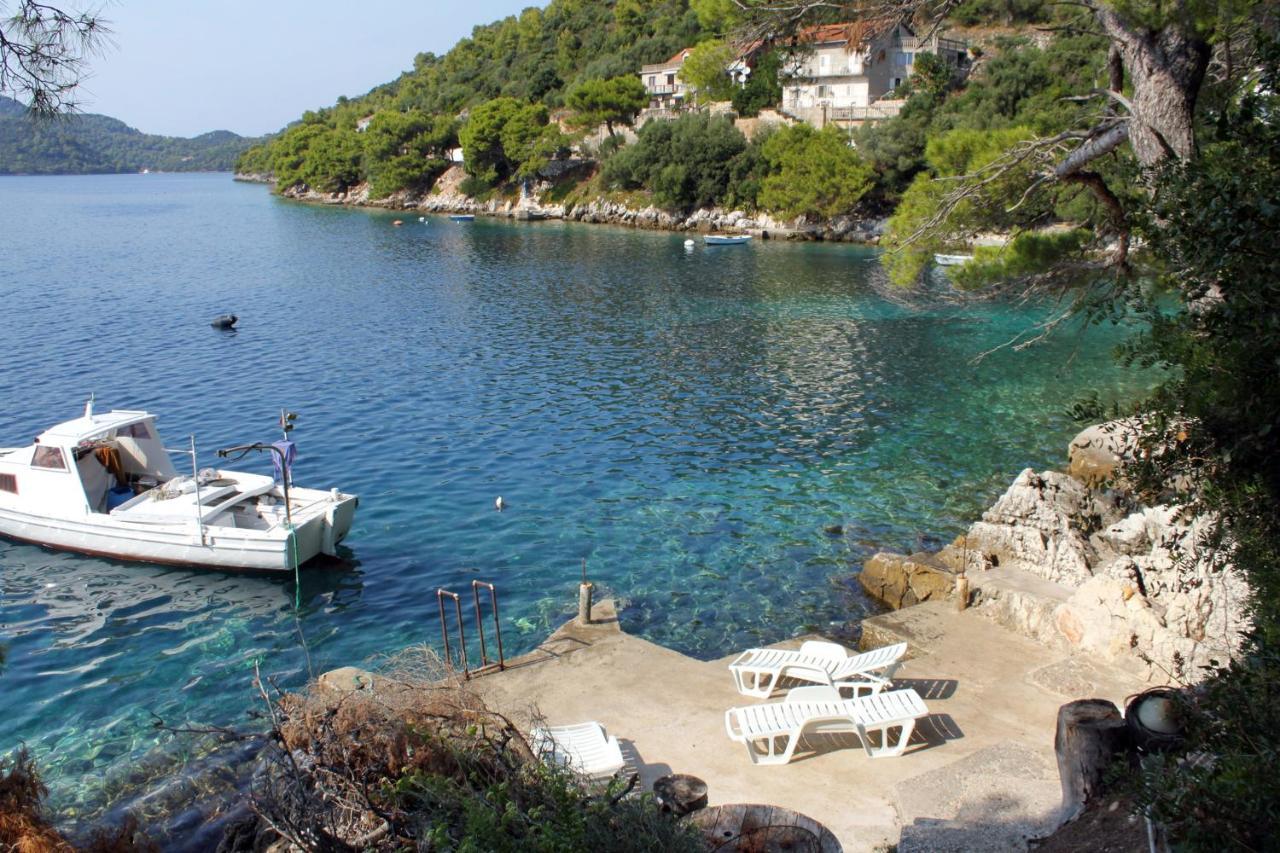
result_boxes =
[0,399,358,572]
[704,234,752,245]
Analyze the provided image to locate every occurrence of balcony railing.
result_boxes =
[897,35,967,54]
[829,102,905,121]
[646,84,681,95]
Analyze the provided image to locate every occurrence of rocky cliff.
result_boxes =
[862,422,1252,683]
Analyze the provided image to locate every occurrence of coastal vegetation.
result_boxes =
[0,96,264,174]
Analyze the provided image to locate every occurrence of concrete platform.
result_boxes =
[344,599,1148,851]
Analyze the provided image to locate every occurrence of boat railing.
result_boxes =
[436,581,506,678]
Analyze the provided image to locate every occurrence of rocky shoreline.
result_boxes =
[859,421,1251,683]
[233,165,889,244]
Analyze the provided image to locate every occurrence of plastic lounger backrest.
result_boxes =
[829,642,907,682]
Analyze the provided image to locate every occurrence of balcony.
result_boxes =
[829,101,905,122]
[897,35,967,54]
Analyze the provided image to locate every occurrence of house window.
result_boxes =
[819,54,830,74]
[667,73,675,85]
[648,75,656,88]
[32,445,67,470]
[817,85,832,98]
[892,77,902,89]
[0,473,15,493]
[904,51,915,65]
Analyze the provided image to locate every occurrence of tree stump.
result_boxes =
[1055,699,1132,825]
[652,774,708,816]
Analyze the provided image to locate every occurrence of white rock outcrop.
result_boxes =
[956,424,1252,683]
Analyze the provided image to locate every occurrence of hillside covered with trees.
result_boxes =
[0,97,264,174]
[236,0,1074,224]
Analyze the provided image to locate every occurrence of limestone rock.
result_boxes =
[963,469,1114,585]
[953,457,1250,682]
[1067,420,1141,486]
[860,551,956,609]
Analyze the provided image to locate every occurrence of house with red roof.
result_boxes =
[639,48,697,110]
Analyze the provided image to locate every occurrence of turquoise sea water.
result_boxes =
[0,173,1147,823]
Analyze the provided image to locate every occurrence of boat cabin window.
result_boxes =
[32,445,67,470]
[0,473,16,493]
[118,422,152,440]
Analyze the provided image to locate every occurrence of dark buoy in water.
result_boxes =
[211,314,238,329]
[823,524,844,537]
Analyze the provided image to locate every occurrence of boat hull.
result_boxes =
[0,492,357,573]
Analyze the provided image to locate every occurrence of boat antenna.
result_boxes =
[280,409,297,442]
[84,393,94,419]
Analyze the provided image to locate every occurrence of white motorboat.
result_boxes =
[449,214,475,222]
[933,253,974,266]
[0,401,358,572]
[704,234,752,245]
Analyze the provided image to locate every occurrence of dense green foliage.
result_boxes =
[238,0,708,194]
[1110,45,1280,849]
[758,124,874,218]
[678,38,737,102]
[565,75,649,136]
[0,96,262,174]
[458,97,568,185]
[363,110,458,198]
[602,114,873,217]
[731,49,783,117]
[869,31,1123,284]
[603,111,748,209]
[857,33,1111,200]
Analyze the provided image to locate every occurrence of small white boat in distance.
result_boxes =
[0,401,358,572]
[934,253,974,266]
[450,214,475,222]
[705,234,752,245]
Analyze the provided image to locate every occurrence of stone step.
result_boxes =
[860,600,958,657]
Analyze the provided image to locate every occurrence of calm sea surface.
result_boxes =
[0,173,1146,821]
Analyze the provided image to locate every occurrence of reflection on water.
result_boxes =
[0,174,1150,822]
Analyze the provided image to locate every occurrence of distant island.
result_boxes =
[0,96,266,174]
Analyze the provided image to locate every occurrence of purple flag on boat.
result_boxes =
[272,440,297,485]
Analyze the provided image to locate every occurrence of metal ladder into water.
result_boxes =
[435,580,505,679]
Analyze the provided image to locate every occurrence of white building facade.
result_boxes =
[639,48,695,110]
[781,24,967,124]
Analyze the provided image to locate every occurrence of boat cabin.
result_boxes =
[0,409,179,515]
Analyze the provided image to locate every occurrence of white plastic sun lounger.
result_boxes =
[728,641,907,699]
[531,721,625,780]
[724,686,928,765]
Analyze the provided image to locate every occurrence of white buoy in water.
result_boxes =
[683,239,695,248]
[495,496,506,511]
[419,216,426,222]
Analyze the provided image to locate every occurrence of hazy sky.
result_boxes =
[72,0,545,138]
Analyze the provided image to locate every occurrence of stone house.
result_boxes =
[780,23,967,126]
